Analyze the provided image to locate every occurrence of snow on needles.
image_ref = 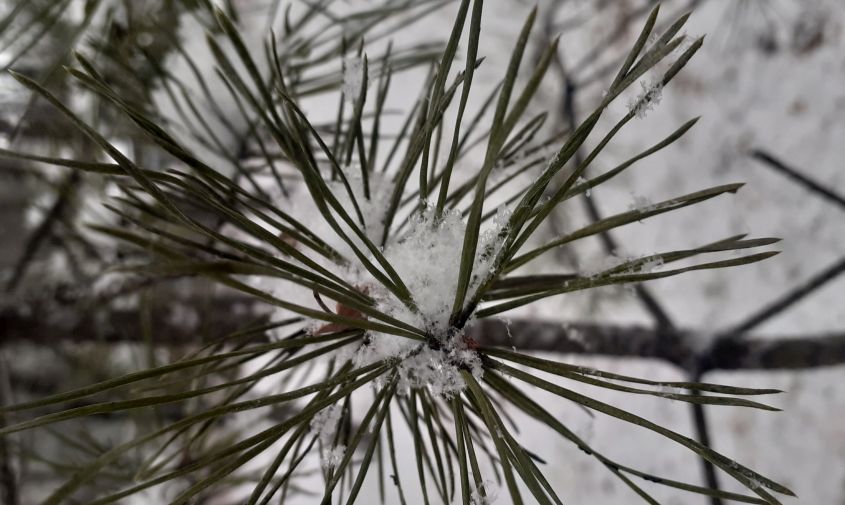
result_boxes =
[311,404,346,470]
[628,79,663,119]
[276,169,510,397]
[342,55,365,104]
[346,205,510,397]
[380,206,486,332]
[471,480,499,505]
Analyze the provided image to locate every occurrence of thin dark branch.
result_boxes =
[0,295,262,347]
[0,355,18,505]
[751,149,845,211]
[728,256,845,335]
[474,318,845,372]
[689,380,719,505]
[2,303,844,372]
[4,171,79,292]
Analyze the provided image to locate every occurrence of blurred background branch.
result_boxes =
[2,296,843,373]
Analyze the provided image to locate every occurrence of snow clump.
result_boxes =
[342,55,365,104]
[638,256,664,273]
[628,78,663,119]
[346,205,511,397]
[471,480,499,505]
[628,193,656,212]
[311,404,346,470]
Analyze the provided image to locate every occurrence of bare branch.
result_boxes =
[2,301,843,372]
[751,149,845,211]
[471,318,845,372]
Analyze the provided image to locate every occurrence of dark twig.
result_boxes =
[729,256,845,336]
[3,302,844,371]
[0,355,18,505]
[474,318,845,372]
[726,150,845,337]
[4,171,79,292]
[751,149,845,212]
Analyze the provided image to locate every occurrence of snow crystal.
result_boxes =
[311,404,345,469]
[582,253,633,277]
[311,404,343,445]
[729,460,763,491]
[628,193,655,212]
[471,480,499,505]
[393,343,483,398]
[657,385,687,397]
[576,176,592,197]
[321,445,346,471]
[582,252,662,277]
[342,55,365,104]
[499,316,516,351]
[627,79,663,119]
[544,151,561,172]
[638,257,664,273]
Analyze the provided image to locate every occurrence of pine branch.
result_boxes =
[0,3,798,502]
